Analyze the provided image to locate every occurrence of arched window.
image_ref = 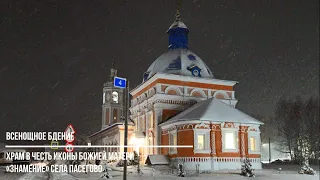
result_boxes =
[113,108,118,123]
[112,91,119,103]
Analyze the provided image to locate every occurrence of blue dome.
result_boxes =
[142,12,214,82]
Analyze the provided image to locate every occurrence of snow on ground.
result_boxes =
[18,172,49,180]
[263,163,318,172]
[63,164,319,180]
[60,169,319,180]
[0,167,25,180]
[51,172,76,180]
[2,162,318,180]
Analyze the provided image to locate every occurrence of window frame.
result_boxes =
[221,128,239,153]
[248,131,261,154]
[193,128,211,154]
[169,129,177,154]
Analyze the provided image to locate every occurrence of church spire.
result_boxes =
[175,4,181,21]
[167,3,189,50]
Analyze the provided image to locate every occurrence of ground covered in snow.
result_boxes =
[0,163,318,180]
[67,168,319,180]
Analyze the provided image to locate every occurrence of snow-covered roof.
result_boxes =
[160,98,263,126]
[89,122,134,138]
[143,48,214,81]
[167,20,188,31]
[145,155,170,165]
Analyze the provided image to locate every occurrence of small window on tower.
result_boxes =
[103,92,106,104]
[112,91,118,103]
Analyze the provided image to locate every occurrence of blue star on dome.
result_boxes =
[187,54,196,61]
[187,64,202,77]
[166,56,181,70]
[143,72,150,81]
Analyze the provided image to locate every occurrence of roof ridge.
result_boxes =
[160,97,264,126]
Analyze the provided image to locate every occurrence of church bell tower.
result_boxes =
[101,62,125,130]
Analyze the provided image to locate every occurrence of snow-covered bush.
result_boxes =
[241,158,255,177]
[299,164,317,175]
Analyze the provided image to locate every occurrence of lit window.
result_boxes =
[225,132,236,149]
[103,92,105,104]
[197,135,205,150]
[193,128,210,154]
[112,91,118,103]
[250,137,256,151]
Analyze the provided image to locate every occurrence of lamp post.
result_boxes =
[137,148,141,175]
[123,80,129,180]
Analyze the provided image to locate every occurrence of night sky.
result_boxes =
[1,0,319,141]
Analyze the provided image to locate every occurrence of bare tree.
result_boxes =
[275,98,296,161]
[274,96,319,165]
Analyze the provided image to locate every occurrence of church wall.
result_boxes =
[161,132,169,155]
[160,121,262,171]
[174,129,210,158]
[106,108,110,125]
[130,75,239,162]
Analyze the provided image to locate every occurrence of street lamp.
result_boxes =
[114,76,129,180]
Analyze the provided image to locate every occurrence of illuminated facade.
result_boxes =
[129,11,263,171]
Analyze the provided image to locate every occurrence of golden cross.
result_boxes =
[175,0,182,21]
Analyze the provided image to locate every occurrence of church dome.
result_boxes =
[143,48,214,81]
[142,11,214,82]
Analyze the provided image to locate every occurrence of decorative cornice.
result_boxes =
[211,124,221,131]
[130,73,238,95]
[194,122,210,129]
